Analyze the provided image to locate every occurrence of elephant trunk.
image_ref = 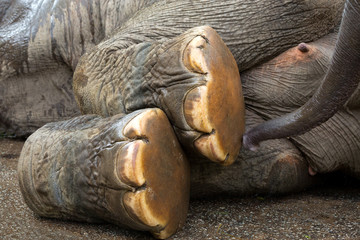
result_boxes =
[243,0,360,150]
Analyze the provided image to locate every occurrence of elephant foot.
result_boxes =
[119,109,190,239]
[73,26,245,165]
[182,26,245,165]
[18,109,190,239]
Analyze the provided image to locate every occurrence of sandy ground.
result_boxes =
[1,138,359,240]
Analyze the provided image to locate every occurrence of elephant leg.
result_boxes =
[0,64,80,136]
[73,26,245,165]
[17,108,190,239]
[189,110,314,198]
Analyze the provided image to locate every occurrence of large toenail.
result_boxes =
[116,141,146,188]
[184,86,212,133]
[121,109,190,239]
[183,27,245,165]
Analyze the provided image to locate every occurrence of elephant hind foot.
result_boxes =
[118,109,190,239]
[183,26,245,165]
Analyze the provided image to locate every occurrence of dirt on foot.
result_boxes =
[0,138,359,240]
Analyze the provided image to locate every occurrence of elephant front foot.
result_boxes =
[182,27,245,165]
[18,108,190,239]
[73,26,245,165]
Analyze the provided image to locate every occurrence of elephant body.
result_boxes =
[0,0,344,136]
[2,0,357,192]
[243,0,360,155]
[2,0,357,186]
[7,0,360,238]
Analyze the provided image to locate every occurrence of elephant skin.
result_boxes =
[18,108,190,239]
[242,32,360,178]
[8,0,360,237]
[19,33,356,201]
[3,0,356,202]
[0,0,345,136]
[243,0,360,152]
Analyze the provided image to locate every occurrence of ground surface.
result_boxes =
[0,138,359,240]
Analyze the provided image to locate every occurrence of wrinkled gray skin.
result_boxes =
[243,0,360,154]
[240,33,360,182]
[17,108,191,239]
[0,0,344,136]
[1,0,357,197]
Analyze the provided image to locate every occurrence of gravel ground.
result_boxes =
[1,138,359,240]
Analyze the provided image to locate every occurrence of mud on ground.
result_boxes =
[0,138,359,240]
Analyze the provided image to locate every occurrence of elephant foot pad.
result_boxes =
[183,26,245,165]
[120,109,190,239]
